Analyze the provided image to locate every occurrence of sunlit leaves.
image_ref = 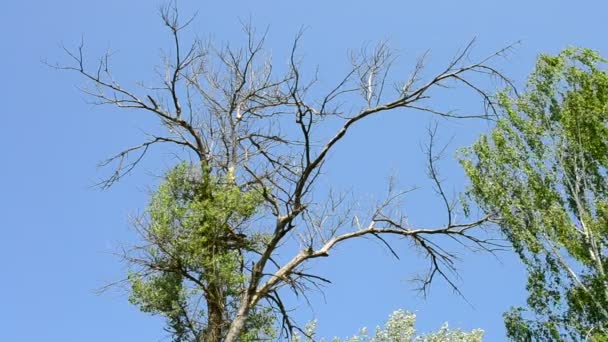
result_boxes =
[295,310,483,342]
[127,163,269,341]
[460,48,608,341]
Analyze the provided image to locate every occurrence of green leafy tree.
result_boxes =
[460,48,608,341]
[127,163,275,341]
[294,310,483,342]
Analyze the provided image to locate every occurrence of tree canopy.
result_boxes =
[127,163,273,341]
[461,48,608,341]
[295,310,483,342]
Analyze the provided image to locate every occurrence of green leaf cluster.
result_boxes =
[127,163,273,341]
[294,310,483,342]
[460,48,608,341]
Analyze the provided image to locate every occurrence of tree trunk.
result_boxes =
[200,241,228,342]
[223,293,251,342]
[201,281,225,342]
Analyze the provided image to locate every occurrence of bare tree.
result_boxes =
[55,5,513,342]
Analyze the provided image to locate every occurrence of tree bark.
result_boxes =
[223,295,251,342]
[203,286,224,342]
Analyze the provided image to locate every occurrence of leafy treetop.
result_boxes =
[460,47,608,341]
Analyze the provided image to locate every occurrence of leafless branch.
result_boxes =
[58,9,517,341]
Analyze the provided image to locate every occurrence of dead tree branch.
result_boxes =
[58,9,516,341]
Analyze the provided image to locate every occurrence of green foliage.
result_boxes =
[126,163,273,341]
[294,310,483,342]
[460,48,608,341]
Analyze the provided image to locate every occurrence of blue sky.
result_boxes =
[2,1,607,341]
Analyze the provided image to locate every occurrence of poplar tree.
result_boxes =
[461,48,608,341]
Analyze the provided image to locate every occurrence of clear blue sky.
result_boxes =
[2,1,607,341]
